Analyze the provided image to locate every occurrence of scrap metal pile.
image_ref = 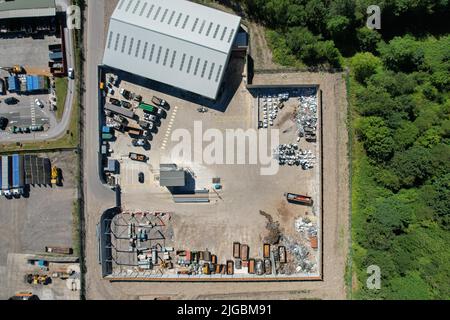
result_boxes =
[260,93,289,128]
[281,235,316,274]
[295,217,318,237]
[273,144,316,169]
[296,88,318,142]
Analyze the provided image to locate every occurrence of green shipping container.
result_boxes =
[102,133,113,140]
[138,103,155,113]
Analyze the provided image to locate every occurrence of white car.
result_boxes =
[34,99,44,108]
[68,67,74,79]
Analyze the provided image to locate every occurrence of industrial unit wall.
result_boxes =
[103,0,241,100]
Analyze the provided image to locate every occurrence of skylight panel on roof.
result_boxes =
[199,20,206,34]
[156,46,162,64]
[163,48,169,66]
[170,51,177,68]
[215,65,223,82]
[227,29,235,43]
[168,11,175,24]
[201,61,208,78]
[132,0,141,14]
[180,53,186,71]
[154,6,161,20]
[208,63,215,80]
[213,25,220,38]
[135,39,141,57]
[182,15,190,29]
[191,18,199,32]
[220,27,227,41]
[114,33,120,51]
[128,38,134,55]
[146,4,154,18]
[186,56,193,73]
[125,0,134,12]
[161,8,168,22]
[121,35,127,53]
[149,43,155,61]
[206,22,213,36]
[175,13,182,27]
[139,2,147,16]
[107,31,113,49]
[142,42,148,59]
[118,0,126,10]
[194,58,201,76]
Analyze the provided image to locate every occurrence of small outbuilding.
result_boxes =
[159,164,185,187]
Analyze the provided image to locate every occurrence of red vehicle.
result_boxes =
[284,193,313,206]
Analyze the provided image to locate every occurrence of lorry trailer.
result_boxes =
[284,192,313,206]
[1,156,11,197]
[11,154,24,196]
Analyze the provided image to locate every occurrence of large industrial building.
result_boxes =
[0,0,56,20]
[103,0,241,100]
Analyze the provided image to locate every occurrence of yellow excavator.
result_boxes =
[0,65,24,74]
[51,166,61,186]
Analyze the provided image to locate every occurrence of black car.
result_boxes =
[0,117,8,130]
[109,97,121,106]
[121,100,132,108]
[138,172,144,183]
[4,97,19,105]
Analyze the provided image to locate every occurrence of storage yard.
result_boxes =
[0,151,79,299]
[98,61,323,280]
[0,15,69,140]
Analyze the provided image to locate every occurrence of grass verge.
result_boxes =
[55,77,68,121]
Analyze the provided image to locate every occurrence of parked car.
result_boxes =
[156,107,167,118]
[133,94,142,102]
[4,97,19,105]
[138,172,144,183]
[34,99,44,108]
[121,100,132,108]
[119,88,131,100]
[0,117,8,130]
[68,67,74,79]
[139,120,154,131]
[144,113,158,123]
[109,97,121,106]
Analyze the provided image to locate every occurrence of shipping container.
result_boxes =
[1,156,11,196]
[12,154,24,195]
[248,259,255,274]
[226,261,234,275]
[263,243,270,259]
[241,244,249,261]
[233,242,240,258]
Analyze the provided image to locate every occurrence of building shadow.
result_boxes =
[101,52,245,113]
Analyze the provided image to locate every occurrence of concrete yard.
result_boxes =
[100,51,322,280]
[0,151,78,300]
[0,35,61,76]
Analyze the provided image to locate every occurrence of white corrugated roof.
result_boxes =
[103,0,241,99]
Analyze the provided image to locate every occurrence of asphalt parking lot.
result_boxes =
[0,34,63,140]
[0,151,78,299]
[0,35,61,75]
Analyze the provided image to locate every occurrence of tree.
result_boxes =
[390,146,433,188]
[326,15,350,40]
[378,36,425,72]
[351,52,381,83]
[422,173,450,230]
[357,117,395,161]
[356,27,382,53]
[393,121,419,150]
